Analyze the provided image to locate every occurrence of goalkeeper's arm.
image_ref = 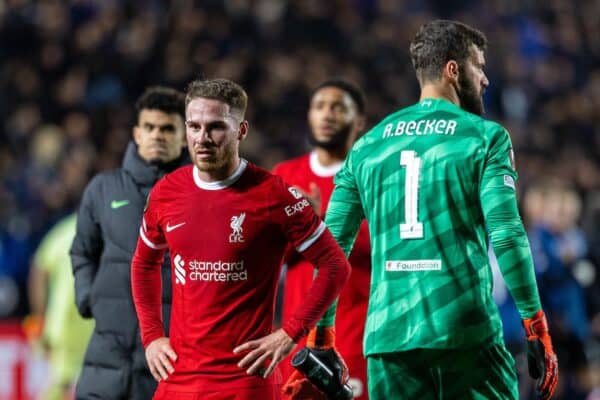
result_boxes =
[480,128,557,399]
[319,180,365,329]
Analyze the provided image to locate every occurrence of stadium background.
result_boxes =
[0,0,598,398]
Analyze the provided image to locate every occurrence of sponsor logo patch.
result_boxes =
[285,198,310,216]
[166,222,186,232]
[174,254,186,284]
[385,259,442,271]
[111,199,130,209]
[288,187,303,199]
[504,175,516,190]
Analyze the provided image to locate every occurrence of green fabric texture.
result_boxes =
[367,343,518,400]
[323,98,541,355]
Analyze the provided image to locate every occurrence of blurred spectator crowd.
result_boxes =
[0,0,599,398]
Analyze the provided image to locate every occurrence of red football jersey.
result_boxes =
[273,151,371,393]
[135,160,326,391]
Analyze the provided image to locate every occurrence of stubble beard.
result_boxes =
[307,123,353,151]
[457,70,484,116]
[191,145,236,176]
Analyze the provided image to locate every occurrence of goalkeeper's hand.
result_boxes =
[282,326,350,399]
[522,310,558,400]
[282,370,327,400]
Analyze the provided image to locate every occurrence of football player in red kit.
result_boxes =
[131,78,351,400]
[273,79,371,399]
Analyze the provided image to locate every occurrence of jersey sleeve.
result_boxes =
[272,178,326,253]
[131,183,168,347]
[138,191,168,251]
[325,152,365,256]
[480,125,541,318]
[271,176,351,340]
[318,153,366,328]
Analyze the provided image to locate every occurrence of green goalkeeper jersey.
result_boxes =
[324,98,541,356]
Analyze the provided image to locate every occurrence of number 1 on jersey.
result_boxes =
[400,151,424,239]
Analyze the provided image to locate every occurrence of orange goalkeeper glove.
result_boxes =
[283,326,351,400]
[522,310,558,400]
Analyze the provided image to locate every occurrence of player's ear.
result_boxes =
[444,60,460,84]
[238,120,249,141]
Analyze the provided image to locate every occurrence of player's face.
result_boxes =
[457,45,489,116]
[133,109,185,164]
[308,87,360,151]
[185,97,248,177]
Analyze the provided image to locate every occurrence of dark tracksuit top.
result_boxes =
[70,141,189,400]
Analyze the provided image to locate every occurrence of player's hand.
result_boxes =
[233,328,296,378]
[145,337,177,382]
[282,370,327,399]
[522,310,558,399]
[297,183,321,217]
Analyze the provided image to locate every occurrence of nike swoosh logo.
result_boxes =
[166,222,186,232]
[111,200,130,209]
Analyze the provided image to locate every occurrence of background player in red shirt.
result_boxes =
[273,79,371,399]
[131,78,351,400]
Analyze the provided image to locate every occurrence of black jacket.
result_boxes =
[70,142,189,399]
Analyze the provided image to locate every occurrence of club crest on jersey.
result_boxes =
[229,212,246,243]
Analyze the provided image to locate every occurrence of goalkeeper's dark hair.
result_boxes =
[135,86,186,122]
[312,78,366,115]
[409,20,487,84]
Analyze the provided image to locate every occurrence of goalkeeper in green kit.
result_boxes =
[288,20,559,400]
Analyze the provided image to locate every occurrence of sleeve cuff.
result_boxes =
[282,319,308,343]
[142,329,165,348]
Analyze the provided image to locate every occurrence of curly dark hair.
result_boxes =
[409,20,487,83]
[311,78,366,115]
[185,78,248,118]
[134,86,186,122]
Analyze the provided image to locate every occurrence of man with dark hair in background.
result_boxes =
[70,86,189,399]
[131,78,351,399]
[319,20,559,399]
[273,79,371,399]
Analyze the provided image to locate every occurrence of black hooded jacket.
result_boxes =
[70,142,189,399]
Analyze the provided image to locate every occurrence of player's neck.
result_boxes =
[314,147,346,166]
[420,84,460,107]
[195,157,241,183]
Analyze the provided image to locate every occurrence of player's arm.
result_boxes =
[283,227,352,341]
[235,226,351,378]
[23,230,56,344]
[282,160,363,399]
[70,176,104,319]
[317,160,364,329]
[234,179,351,379]
[480,127,558,400]
[271,163,311,268]
[131,189,177,382]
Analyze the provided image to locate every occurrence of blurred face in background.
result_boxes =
[456,45,489,116]
[308,86,363,151]
[551,190,582,232]
[133,109,185,164]
[185,97,248,179]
